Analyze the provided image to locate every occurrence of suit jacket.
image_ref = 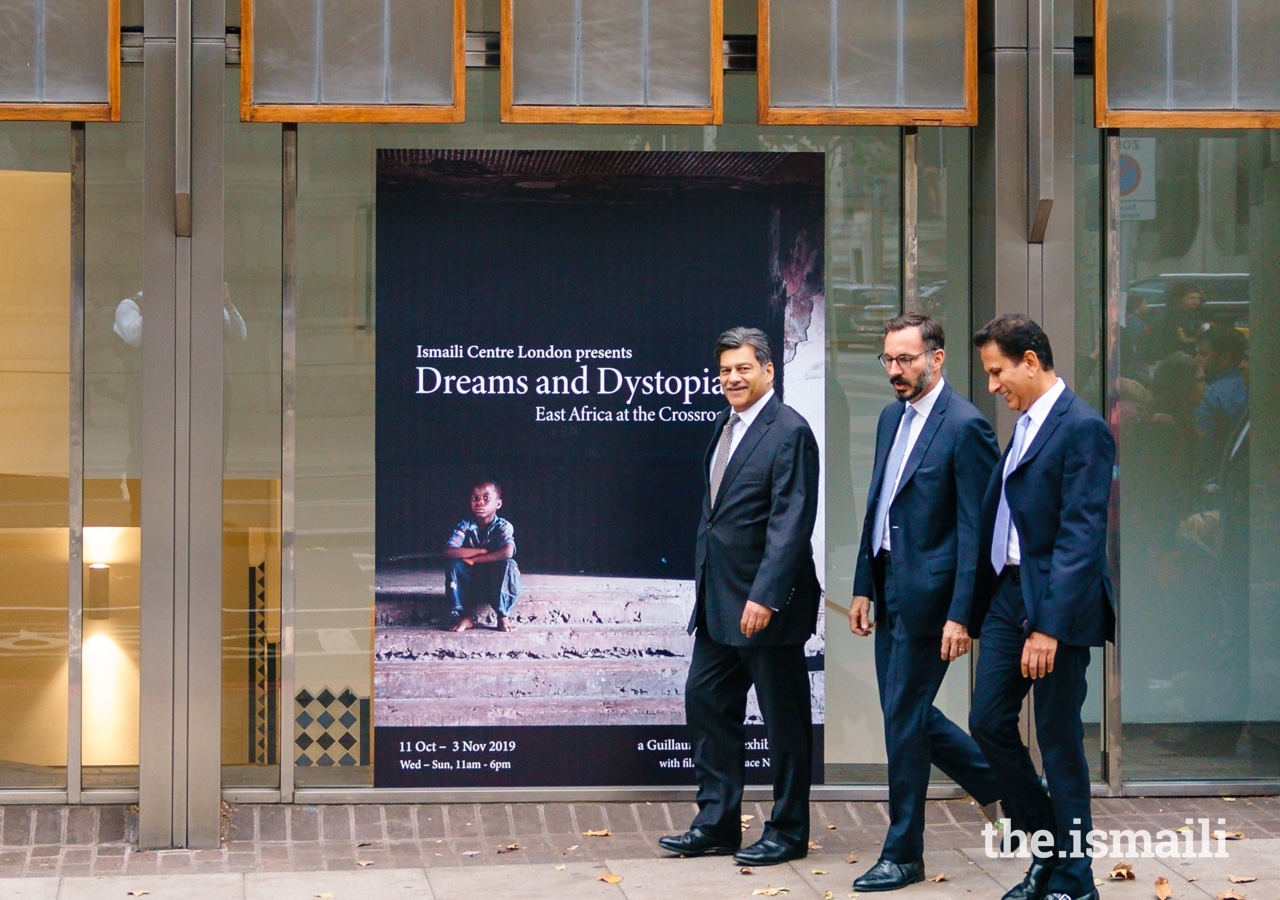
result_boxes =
[972,387,1116,647]
[852,383,999,637]
[690,394,821,647]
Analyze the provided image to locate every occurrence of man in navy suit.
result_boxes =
[969,315,1115,900]
[659,327,821,867]
[848,313,1003,891]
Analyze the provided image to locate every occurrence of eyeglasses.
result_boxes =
[876,349,935,370]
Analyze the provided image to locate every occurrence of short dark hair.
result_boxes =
[884,312,944,351]
[972,314,1055,370]
[1125,293,1147,315]
[472,480,502,499]
[715,327,772,367]
[1165,280,1203,304]
[1198,324,1247,362]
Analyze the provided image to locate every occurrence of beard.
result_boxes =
[891,365,934,402]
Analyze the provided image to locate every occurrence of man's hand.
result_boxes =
[940,620,971,661]
[1021,631,1058,679]
[740,601,774,638]
[849,596,873,636]
[462,557,475,566]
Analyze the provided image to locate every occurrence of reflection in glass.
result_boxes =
[83,67,144,789]
[1114,130,1277,780]
[0,122,71,788]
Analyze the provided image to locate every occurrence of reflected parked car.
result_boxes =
[1125,273,1250,333]
[829,280,898,346]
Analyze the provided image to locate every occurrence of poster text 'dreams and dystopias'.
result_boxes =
[374,149,826,788]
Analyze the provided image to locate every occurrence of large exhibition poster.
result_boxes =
[374,150,826,788]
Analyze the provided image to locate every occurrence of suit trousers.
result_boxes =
[969,571,1094,897]
[685,627,813,849]
[873,555,1000,862]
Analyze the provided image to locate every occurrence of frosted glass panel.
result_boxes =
[647,0,711,107]
[902,0,965,108]
[1108,0,1280,112]
[511,0,578,105]
[0,0,109,104]
[1170,0,1231,109]
[835,0,896,107]
[389,0,454,105]
[1106,0,1168,108]
[253,0,319,104]
[770,0,831,106]
[253,0,455,106]
[510,0,712,109]
[771,0,969,110]
[580,0,644,106]
[1237,0,1280,110]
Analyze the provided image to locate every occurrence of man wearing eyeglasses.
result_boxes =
[848,313,1002,892]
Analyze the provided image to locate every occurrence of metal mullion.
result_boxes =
[67,122,87,803]
[1103,129,1123,795]
[280,123,298,804]
[901,127,918,312]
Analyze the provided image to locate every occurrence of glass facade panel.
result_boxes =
[1114,129,1280,780]
[286,71,966,786]
[252,0,455,106]
[770,0,967,110]
[579,0,645,107]
[1168,0,1232,110]
[0,0,109,104]
[82,67,144,789]
[1105,0,1169,110]
[646,0,712,107]
[222,70,283,788]
[1238,0,1280,111]
[0,120,70,790]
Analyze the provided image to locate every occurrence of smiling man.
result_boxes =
[969,315,1115,900]
[848,313,1002,892]
[659,327,821,867]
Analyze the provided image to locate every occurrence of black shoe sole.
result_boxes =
[732,851,806,867]
[657,841,739,857]
[853,872,926,892]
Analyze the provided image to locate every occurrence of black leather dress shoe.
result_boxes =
[657,827,740,857]
[1001,859,1056,900]
[732,838,805,866]
[1044,891,1099,900]
[852,858,925,892]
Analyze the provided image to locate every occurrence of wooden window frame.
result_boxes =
[240,0,466,123]
[500,0,723,125]
[1095,0,1280,128]
[757,0,977,126]
[0,0,121,122]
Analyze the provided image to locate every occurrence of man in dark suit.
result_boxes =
[659,326,821,867]
[848,313,1002,891]
[969,315,1115,900]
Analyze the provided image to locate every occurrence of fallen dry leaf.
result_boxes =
[752,889,790,897]
[127,894,150,898]
[826,824,837,830]
[812,868,828,875]
[742,814,756,821]
[1228,876,1257,884]
[565,844,579,852]
[928,873,950,883]
[1223,797,1237,802]
[1213,831,1246,841]
[823,892,834,900]
[583,829,612,837]
[1188,877,1198,883]
[1177,825,1194,834]
[496,843,520,854]
[808,841,823,850]
[597,873,623,884]
[461,851,480,857]
[1110,862,1137,881]
[740,867,754,875]
[1217,891,1247,900]
[554,864,566,871]
[356,841,372,847]
[1155,876,1172,900]
[845,851,859,864]
[314,894,334,900]
[356,860,374,868]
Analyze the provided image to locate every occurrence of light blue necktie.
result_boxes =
[991,414,1032,573]
[871,405,916,554]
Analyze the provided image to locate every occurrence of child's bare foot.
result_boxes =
[449,616,474,633]
[496,615,515,632]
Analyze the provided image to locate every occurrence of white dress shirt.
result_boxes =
[880,377,945,552]
[1003,376,1066,565]
[710,387,774,484]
